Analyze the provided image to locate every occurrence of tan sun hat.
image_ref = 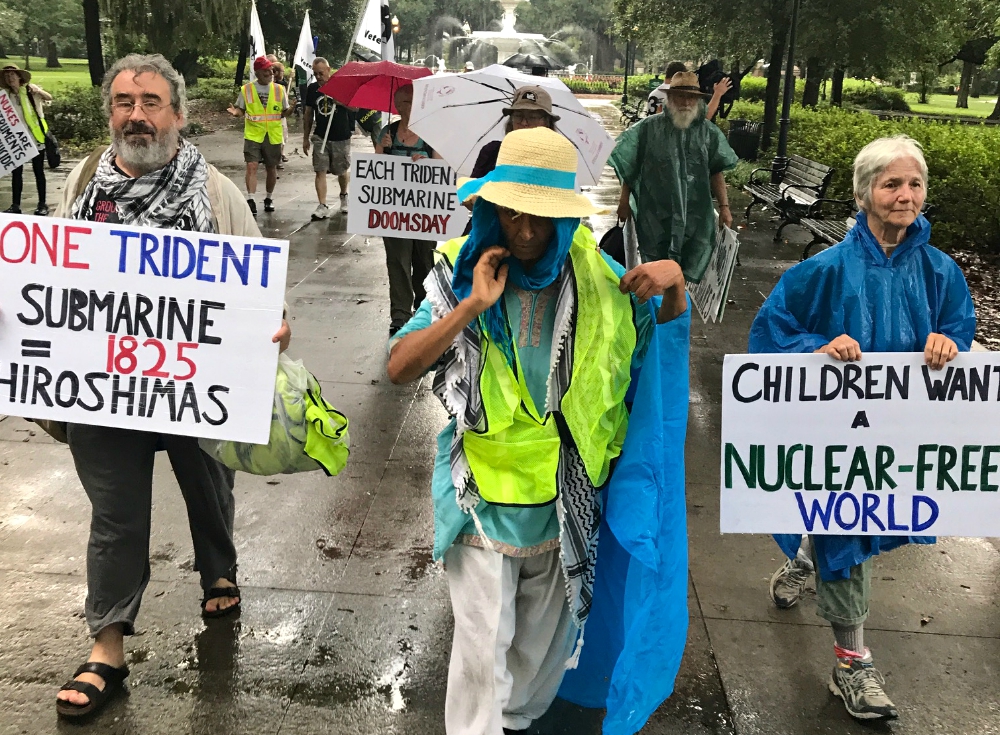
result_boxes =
[502,85,561,122]
[665,71,711,98]
[1,64,31,85]
[457,127,603,218]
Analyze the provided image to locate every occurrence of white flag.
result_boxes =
[355,0,394,60]
[249,0,267,63]
[293,11,316,83]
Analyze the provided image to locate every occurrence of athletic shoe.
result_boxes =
[768,553,814,609]
[311,203,330,221]
[339,193,349,213]
[4,205,21,214]
[34,204,49,216]
[247,199,258,218]
[829,650,898,720]
[264,198,275,213]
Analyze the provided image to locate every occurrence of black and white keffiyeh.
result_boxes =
[424,258,601,631]
[72,139,215,232]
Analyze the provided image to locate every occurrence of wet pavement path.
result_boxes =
[2,105,999,734]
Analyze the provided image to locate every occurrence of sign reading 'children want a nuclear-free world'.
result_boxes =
[721,352,1000,537]
[0,213,288,444]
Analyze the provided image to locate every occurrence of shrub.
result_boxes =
[725,101,1000,253]
[737,76,805,104]
[188,77,238,106]
[842,84,910,112]
[45,85,108,151]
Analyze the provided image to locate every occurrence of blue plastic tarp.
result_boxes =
[559,296,691,734]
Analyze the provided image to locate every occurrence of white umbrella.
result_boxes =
[408,65,614,187]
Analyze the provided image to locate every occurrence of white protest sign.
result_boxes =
[347,153,469,242]
[688,225,739,324]
[721,352,1000,537]
[0,213,289,444]
[0,90,40,178]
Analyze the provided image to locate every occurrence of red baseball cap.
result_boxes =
[253,56,272,72]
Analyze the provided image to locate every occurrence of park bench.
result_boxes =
[743,154,835,241]
[798,200,935,261]
[619,98,643,127]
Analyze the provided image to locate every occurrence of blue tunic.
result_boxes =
[748,211,976,580]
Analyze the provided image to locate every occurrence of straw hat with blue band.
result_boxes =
[457,127,605,218]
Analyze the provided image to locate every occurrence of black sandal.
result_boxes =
[201,584,242,619]
[56,661,129,719]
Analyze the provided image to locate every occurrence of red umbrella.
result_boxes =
[318,61,433,114]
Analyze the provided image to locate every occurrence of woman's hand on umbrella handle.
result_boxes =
[380,132,392,149]
[411,152,428,162]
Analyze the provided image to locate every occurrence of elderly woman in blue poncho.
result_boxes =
[749,135,976,721]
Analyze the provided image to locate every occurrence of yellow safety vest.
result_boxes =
[17,86,47,145]
[438,226,636,506]
[241,82,284,144]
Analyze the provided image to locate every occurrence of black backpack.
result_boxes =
[695,59,755,119]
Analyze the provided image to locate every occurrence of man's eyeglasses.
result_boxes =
[510,111,548,124]
[112,100,170,116]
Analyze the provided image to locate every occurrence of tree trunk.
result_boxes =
[172,49,200,84]
[761,20,789,151]
[802,56,824,107]
[919,70,930,104]
[956,61,975,108]
[45,38,60,68]
[83,0,104,86]
[831,67,845,107]
[989,93,1000,120]
[970,66,981,98]
[0,43,7,58]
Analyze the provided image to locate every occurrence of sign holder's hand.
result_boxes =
[815,334,861,361]
[619,259,683,304]
[272,319,291,353]
[924,332,958,370]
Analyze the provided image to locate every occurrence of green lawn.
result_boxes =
[4,56,91,91]
[905,92,996,118]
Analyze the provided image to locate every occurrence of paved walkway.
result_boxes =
[1,104,998,734]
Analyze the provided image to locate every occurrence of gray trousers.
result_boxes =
[383,236,435,329]
[66,424,237,636]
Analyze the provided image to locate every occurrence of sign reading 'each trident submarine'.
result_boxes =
[0,213,289,444]
[347,153,469,241]
[721,352,1000,537]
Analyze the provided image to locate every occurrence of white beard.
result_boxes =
[110,123,180,176]
[667,103,699,130]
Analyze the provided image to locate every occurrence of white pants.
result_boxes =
[444,544,577,734]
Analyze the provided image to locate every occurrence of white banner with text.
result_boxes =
[0,90,40,178]
[347,153,469,241]
[721,352,1000,536]
[0,213,289,443]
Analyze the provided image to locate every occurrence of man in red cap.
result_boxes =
[229,56,293,217]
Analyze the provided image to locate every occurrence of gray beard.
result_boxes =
[667,105,699,130]
[110,124,180,176]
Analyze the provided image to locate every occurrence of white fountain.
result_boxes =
[471,0,545,61]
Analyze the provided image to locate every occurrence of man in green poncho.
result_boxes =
[611,71,739,282]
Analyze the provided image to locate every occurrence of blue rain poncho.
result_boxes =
[748,212,976,580]
[559,297,691,734]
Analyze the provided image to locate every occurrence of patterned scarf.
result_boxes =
[425,248,601,631]
[72,139,215,233]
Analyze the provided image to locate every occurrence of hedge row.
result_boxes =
[723,101,1000,253]
[737,77,910,111]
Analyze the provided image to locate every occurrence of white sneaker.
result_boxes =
[339,193,349,213]
[311,203,330,221]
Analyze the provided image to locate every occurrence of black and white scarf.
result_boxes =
[425,259,601,634]
[72,139,215,232]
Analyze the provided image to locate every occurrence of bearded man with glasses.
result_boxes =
[44,54,290,721]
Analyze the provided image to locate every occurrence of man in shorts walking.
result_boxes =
[229,56,291,217]
[303,57,355,220]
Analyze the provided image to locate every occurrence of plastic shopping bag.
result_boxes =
[200,354,350,476]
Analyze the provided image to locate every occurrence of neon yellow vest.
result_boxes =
[242,82,284,144]
[439,226,636,506]
[17,86,47,144]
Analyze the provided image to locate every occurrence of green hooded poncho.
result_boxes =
[609,111,738,282]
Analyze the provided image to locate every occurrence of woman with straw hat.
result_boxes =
[1,64,53,216]
[387,127,689,734]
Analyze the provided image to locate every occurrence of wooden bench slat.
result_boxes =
[789,154,834,175]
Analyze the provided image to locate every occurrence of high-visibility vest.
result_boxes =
[18,86,47,145]
[241,82,284,144]
[437,226,637,506]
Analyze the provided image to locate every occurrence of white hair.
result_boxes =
[853,135,928,209]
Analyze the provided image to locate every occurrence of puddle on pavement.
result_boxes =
[406,548,435,580]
